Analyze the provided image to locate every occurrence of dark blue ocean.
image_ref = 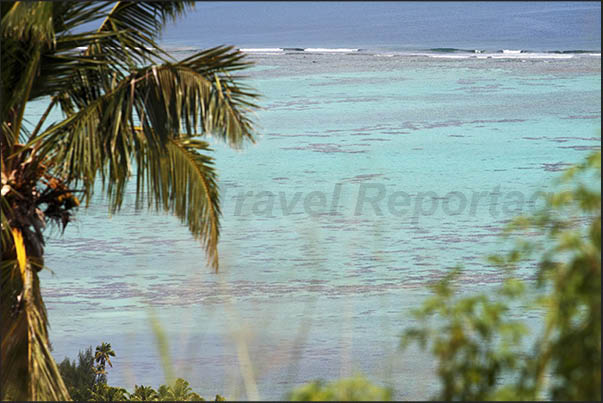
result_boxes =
[159,1,601,52]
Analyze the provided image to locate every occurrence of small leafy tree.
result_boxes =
[288,376,392,401]
[402,150,601,400]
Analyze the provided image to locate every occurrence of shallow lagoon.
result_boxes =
[39,53,600,399]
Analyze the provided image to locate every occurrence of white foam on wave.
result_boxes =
[193,46,600,59]
[418,51,578,60]
[428,54,473,59]
[239,48,284,53]
[478,53,573,59]
[304,48,359,53]
[76,45,155,52]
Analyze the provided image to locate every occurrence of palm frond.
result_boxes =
[1,2,115,119]
[131,49,259,147]
[1,33,43,135]
[32,52,257,269]
[0,2,54,46]
[147,138,221,270]
[84,1,194,69]
[29,30,123,103]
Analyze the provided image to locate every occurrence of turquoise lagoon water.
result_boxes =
[34,53,600,399]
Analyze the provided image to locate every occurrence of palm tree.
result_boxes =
[89,383,129,402]
[1,2,258,400]
[157,378,202,401]
[157,384,172,401]
[129,384,159,401]
[170,378,202,401]
[94,342,116,379]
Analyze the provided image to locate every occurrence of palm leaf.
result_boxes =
[0,2,55,46]
[32,50,258,268]
[1,2,117,123]
[158,138,221,270]
[87,1,193,67]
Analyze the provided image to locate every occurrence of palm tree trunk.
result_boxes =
[1,230,70,400]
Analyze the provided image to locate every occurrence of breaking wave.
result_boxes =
[237,47,360,53]
[157,45,601,60]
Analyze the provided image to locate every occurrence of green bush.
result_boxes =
[288,376,392,401]
[402,150,601,400]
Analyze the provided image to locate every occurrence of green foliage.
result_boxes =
[401,271,529,400]
[402,150,601,400]
[156,378,204,401]
[58,345,225,401]
[58,346,99,401]
[58,342,116,400]
[122,380,226,401]
[129,384,159,401]
[90,383,129,402]
[94,342,116,379]
[288,376,392,401]
[157,384,171,400]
